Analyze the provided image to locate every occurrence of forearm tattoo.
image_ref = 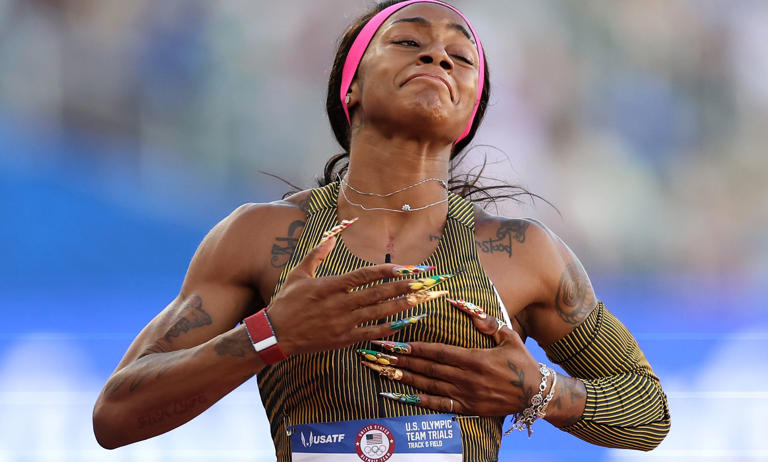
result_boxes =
[214,333,253,358]
[137,393,208,429]
[547,376,587,427]
[110,295,213,395]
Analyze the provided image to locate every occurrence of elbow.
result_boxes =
[643,396,671,451]
[570,381,671,452]
[93,397,129,450]
[629,391,672,452]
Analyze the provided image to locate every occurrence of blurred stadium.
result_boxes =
[1,0,766,461]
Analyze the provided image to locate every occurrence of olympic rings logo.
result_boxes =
[363,444,387,455]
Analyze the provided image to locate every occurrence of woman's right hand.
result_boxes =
[266,235,444,357]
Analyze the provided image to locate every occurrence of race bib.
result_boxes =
[289,414,462,461]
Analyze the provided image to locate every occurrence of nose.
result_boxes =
[418,45,453,71]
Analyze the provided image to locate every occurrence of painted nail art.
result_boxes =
[390,313,428,331]
[362,361,404,380]
[446,298,488,320]
[319,217,359,244]
[380,392,421,405]
[405,289,449,306]
[371,340,412,354]
[408,274,453,291]
[392,265,436,276]
[356,349,399,365]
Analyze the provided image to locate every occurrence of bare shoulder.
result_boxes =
[184,189,312,287]
[472,205,559,269]
[473,206,597,345]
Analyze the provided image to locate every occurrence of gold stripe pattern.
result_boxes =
[257,182,504,461]
[543,302,671,450]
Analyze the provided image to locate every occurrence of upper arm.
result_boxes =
[112,203,275,372]
[513,220,598,346]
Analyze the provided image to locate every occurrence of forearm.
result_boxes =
[542,374,587,428]
[542,302,671,450]
[93,324,264,449]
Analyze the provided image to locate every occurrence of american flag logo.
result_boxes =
[365,432,383,445]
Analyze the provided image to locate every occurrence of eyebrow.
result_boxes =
[390,16,475,44]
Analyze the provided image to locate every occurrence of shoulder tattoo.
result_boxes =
[475,219,530,258]
[270,220,305,268]
[554,262,595,325]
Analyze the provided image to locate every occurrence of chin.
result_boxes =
[366,94,464,140]
[401,94,453,125]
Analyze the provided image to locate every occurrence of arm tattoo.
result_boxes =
[270,220,305,268]
[507,360,533,405]
[214,334,252,358]
[163,295,211,344]
[554,263,595,325]
[475,220,529,258]
[549,376,587,427]
[127,350,184,393]
[137,393,208,429]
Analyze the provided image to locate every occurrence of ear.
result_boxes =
[346,80,360,108]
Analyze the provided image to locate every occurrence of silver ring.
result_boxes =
[449,399,454,413]
[494,318,505,334]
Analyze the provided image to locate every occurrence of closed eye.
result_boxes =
[453,55,474,65]
[395,40,420,47]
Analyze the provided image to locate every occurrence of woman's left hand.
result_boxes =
[365,310,544,417]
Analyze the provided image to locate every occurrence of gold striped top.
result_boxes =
[257,182,505,461]
[543,302,671,450]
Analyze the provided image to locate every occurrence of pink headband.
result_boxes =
[340,0,485,143]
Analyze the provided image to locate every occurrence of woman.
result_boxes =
[93,1,670,460]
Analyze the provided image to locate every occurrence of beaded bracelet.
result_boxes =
[506,362,557,438]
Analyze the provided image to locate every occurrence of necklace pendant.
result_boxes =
[401,204,411,212]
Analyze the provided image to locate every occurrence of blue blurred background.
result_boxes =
[1,0,767,461]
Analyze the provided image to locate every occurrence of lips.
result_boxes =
[402,73,454,102]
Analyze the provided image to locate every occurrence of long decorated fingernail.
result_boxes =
[319,218,358,244]
[356,349,399,365]
[405,289,449,306]
[380,392,420,404]
[371,340,412,354]
[393,265,436,276]
[446,298,488,320]
[362,361,404,380]
[390,313,428,331]
[408,274,453,291]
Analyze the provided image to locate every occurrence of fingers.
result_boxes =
[474,316,523,346]
[417,394,465,415]
[345,278,414,309]
[319,218,358,245]
[406,341,474,367]
[291,217,357,278]
[292,234,338,278]
[330,264,404,291]
[393,354,466,383]
[351,289,449,325]
[349,311,432,344]
[379,392,465,415]
[445,298,518,345]
[371,364,457,398]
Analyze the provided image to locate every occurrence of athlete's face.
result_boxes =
[349,4,480,142]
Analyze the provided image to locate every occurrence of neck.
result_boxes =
[334,129,454,264]
[340,129,452,223]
